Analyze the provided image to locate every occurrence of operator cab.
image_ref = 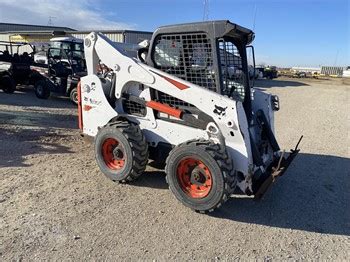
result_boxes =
[143,20,255,117]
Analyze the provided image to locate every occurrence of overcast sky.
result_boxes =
[0,0,349,67]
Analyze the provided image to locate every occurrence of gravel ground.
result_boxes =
[0,78,349,260]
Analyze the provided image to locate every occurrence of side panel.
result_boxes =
[80,75,118,135]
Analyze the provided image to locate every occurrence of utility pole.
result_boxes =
[252,4,257,31]
[334,50,339,66]
[203,0,209,21]
[48,16,57,26]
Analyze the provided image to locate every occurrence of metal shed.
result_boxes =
[0,23,75,53]
[0,23,152,43]
[1,26,152,54]
[0,22,74,32]
[321,66,346,77]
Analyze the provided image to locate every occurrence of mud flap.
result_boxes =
[253,136,303,199]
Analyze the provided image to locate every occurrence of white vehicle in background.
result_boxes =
[343,66,350,78]
[33,51,48,64]
[50,37,84,50]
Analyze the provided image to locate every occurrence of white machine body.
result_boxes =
[80,32,278,194]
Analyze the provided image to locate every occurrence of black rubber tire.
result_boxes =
[1,75,16,94]
[165,139,236,213]
[69,87,78,105]
[34,80,50,99]
[95,121,149,182]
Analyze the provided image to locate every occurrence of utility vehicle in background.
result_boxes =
[0,41,35,93]
[30,38,86,103]
[256,65,278,79]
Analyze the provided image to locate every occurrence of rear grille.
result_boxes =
[122,99,146,116]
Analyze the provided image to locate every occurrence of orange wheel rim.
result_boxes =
[101,138,126,170]
[176,157,212,199]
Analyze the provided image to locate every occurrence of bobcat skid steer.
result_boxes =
[79,21,301,212]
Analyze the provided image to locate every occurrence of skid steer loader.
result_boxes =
[79,21,301,212]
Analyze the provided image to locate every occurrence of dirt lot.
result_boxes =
[1,77,349,260]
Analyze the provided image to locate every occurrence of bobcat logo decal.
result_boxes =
[213,105,227,116]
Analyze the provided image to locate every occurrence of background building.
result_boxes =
[0,22,152,52]
[0,22,75,43]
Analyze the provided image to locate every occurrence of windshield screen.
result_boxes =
[51,41,83,52]
[48,48,86,72]
[153,33,216,92]
[69,50,86,71]
[218,38,246,101]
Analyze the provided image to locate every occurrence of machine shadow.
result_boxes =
[210,153,350,236]
[133,153,349,236]
[254,79,309,89]
[134,170,168,190]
